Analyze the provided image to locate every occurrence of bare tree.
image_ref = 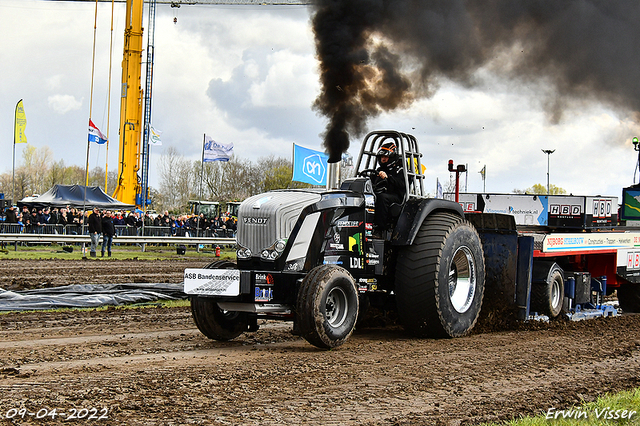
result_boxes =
[256,155,312,192]
[157,146,195,211]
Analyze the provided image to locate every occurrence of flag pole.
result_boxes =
[12,100,20,205]
[198,133,206,236]
[81,0,100,259]
[290,143,295,189]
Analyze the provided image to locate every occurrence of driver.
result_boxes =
[372,141,405,233]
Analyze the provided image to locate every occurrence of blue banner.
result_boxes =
[292,144,329,186]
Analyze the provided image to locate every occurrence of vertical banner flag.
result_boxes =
[14,100,27,144]
[436,178,443,199]
[203,135,233,162]
[292,144,329,186]
[150,127,162,146]
[88,119,107,144]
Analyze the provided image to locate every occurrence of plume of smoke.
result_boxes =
[311,0,640,161]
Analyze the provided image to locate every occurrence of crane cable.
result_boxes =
[83,0,115,191]
[105,0,115,192]
[84,0,100,189]
[80,0,102,256]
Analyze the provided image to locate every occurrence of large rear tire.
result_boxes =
[296,265,359,349]
[531,262,565,318]
[190,260,249,341]
[395,212,485,338]
[617,283,640,313]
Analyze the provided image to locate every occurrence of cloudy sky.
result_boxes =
[1,0,638,200]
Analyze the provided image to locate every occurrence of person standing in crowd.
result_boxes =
[49,207,59,225]
[101,210,115,257]
[88,207,102,257]
[41,207,51,224]
[224,215,237,237]
[27,208,39,233]
[36,208,47,229]
[5,206,18,223]
[58,208,68,226]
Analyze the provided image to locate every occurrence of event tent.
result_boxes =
[17,185,134,210]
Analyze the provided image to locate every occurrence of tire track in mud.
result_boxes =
[1,307,639,425]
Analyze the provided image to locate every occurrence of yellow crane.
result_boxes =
[64,0,311,206]
[112,0,144,206]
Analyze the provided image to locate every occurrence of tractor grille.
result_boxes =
[237,191,321,255]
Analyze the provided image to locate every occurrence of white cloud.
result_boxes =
[48,94,83,114]
[248,50,318,108]
[46,75,63,91]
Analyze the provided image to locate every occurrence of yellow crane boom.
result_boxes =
[63,0,311,206]
[112,0,144,206]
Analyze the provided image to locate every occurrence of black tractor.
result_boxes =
[186,130,486,349]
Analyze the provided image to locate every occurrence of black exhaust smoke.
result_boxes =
[311,0,640,162]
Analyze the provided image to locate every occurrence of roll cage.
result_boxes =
[354,130,428,202]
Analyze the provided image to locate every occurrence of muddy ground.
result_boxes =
[1,259,640,425]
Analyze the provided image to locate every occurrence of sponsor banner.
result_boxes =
[292,144,328,186]
[357,277,378,292]
[184,268,240,296]
[15,100,27,144]
[446,193,547,224]
[150,127,162,146]
[622,187,640,220]
[484,195,547,225]
[203,135,233,162]
[337,220,361,228]
[542,233,638,252]
[627,251,640,270]
[254,273,274,302]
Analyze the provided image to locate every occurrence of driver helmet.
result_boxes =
[376,141,399,167]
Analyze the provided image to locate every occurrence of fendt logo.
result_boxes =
[303,153,327,184]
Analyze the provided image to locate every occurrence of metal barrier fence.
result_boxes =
[0,233,235,249]
[0,223,236,238]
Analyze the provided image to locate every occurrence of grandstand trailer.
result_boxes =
[185,130,640,349]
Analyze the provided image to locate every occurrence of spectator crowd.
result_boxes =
[0,205,238,238]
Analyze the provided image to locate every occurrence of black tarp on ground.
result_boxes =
[0,283,186,311]
[18,184,134,209]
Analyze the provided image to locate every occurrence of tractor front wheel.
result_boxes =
[190,260,249,341]
[296,265,359,349]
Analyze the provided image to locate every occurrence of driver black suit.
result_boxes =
[372,141,405,231]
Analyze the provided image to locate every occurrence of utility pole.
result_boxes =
[542,149,555,195]
[633,137,639,184]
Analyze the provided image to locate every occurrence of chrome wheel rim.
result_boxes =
[325,286,348,327]
[448,246,476,313]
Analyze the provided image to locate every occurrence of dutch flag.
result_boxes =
[88,119,107,144]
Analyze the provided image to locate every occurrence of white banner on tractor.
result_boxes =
[184,269,240,296]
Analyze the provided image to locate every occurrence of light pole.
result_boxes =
[542,149,555,194]
[633,137,639,184]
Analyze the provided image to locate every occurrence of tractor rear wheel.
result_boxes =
[190,260,249,341]
[395,212,485,338]
[296,264,359,349]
